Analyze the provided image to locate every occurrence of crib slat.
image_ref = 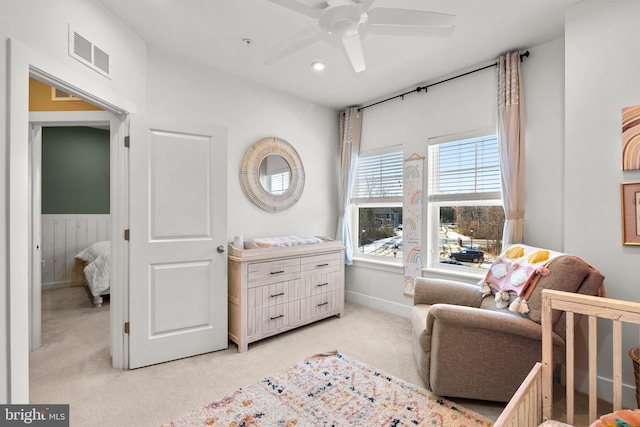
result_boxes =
[613,320,622,411]
[588,315,597,423]
[542,293,554,421]
[566,311,575,426]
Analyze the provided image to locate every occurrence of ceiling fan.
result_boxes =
[265,0,456,73]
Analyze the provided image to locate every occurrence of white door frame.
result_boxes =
[28,111,125,359]
[7,38,135,402]
[29,124,42,351]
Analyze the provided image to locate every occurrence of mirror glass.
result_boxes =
[259,154,291,195]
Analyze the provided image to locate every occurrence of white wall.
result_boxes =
[146,46,340,242]
[564,0,640,406]
[522,38,566,250]
[347,39,567,317]
[565,0,640,301]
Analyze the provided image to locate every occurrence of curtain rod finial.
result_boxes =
[519,50,530,62]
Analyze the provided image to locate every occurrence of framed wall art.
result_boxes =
[622,106,640,170]
[621,181,640,245]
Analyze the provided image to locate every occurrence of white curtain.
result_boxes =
[335,107,362,264]
[497,51,525,247]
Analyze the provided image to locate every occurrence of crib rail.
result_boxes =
[541,289,640,425]
[494,362,543,426]
[496,289,640,427]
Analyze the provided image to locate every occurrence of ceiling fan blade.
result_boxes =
[366,25,455,37]
[267,0,323,19]
[368,8,456,28]
[356,0,376,11]
[264,25,324,65]
[341,34,366,73]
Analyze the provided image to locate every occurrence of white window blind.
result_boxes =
[352,151,403,203]
[429,135,500,202]
[266,172,289,195]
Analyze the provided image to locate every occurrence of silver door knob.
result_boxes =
[217,245,226,253]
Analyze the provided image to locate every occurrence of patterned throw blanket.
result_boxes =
[480,244,565,313]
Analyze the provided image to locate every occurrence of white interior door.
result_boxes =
[129,116,228,369]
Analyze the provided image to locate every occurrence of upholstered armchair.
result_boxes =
[411,255,605,402]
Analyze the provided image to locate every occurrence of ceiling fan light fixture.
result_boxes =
[319,4,363,37]
[311,61,325,71]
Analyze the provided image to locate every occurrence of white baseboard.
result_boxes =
[561,364,636,409]
[345,290,412,319]
[42,281,73,290]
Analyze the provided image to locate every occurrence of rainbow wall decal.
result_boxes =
[403,217,418,231]
[404,165,421,179]
[407,248,422,264]
[409,190,422,205]
[404,276,415,290]
[623,106,640,170]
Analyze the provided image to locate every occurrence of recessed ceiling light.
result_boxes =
[311,61,325,71]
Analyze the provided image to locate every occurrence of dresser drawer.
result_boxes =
[248,281,297,308]
[301,252,342,276]
[247,303,289,337]
[247,258,300,287]
[306,290,339,318]
[300,271,341,299]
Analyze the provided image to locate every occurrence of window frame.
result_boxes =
[350,146,404,264]
[425,128,502,272]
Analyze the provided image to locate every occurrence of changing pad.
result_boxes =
[245,234,323,249]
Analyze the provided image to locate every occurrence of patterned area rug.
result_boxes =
[163,351,493,426]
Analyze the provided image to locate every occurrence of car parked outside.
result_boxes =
[449,249,484,263]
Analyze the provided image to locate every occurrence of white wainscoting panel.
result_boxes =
[41,214,110,287]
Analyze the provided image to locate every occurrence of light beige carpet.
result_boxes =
[30,287,506,426]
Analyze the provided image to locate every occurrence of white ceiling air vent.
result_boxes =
[68,25,111,79]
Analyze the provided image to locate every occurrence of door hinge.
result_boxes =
[124,322,130,334]
[124,229,130,241]
[124,136,130,148]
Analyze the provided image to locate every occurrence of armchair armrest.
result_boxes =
[413,277,483,308]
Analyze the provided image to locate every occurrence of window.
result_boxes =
[428,133,504,270]
[351,150,403,260]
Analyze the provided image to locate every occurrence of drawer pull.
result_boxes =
[270,270,285,275]
[316,263,329,267]
[270,314,284,320]
[317,302,329,307]
[317,283,329,287]
[270,292,285,298]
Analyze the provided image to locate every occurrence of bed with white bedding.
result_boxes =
[74,241,111,307]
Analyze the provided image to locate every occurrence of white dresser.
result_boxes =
[228,240,345,352]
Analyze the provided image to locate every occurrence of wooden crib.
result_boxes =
[495,289,640,427]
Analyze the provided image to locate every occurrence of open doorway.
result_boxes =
[26,76,129,370]
[29,87,113,373]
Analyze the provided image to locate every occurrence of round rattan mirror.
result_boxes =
[240,137,305,212]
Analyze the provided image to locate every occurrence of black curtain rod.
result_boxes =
[358,50,530,112]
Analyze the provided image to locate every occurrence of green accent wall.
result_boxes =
[42,126,110,214]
